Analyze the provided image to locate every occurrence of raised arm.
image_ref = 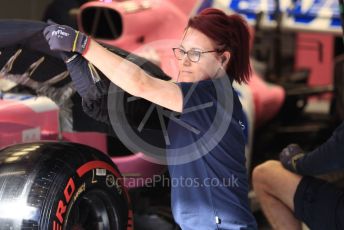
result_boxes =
[83,39,183,112]
[43,24,183,112]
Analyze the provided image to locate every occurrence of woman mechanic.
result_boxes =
[43,8,257,230]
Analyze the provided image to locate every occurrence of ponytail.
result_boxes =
[226,14,251,84]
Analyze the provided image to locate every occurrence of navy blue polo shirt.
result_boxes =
[297,121,344,175]
[166,78,257,230]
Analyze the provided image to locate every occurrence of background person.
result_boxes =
[252,122,344,230]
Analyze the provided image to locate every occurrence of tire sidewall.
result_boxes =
[48,161,128,230]
[22,143,131,230]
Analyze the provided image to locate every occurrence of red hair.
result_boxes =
[187,8,251,84]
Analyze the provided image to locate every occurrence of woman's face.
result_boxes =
[174,28,225,83]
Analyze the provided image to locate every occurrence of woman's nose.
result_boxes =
[181,54,191,66]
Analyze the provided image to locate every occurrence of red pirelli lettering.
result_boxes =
[64,178,75,203]
[55,200,66,224]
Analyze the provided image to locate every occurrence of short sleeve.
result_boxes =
[177,80,216,112]
[174,80,218,133]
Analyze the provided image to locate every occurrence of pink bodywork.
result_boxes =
[0,95,108,152]
[0,96,59,147]
[248,74,285,127]
[296,33,334,88]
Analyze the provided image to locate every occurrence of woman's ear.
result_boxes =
[221,51,231,67]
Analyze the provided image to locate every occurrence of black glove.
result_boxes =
[279,143,305,173]
[43,24,90,54]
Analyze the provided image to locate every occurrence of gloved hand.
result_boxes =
[43,24,90,55]
[279,143,305,173]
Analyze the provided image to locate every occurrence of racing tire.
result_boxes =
[0,142,133,230]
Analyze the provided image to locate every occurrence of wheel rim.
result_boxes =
[66,189,120,230]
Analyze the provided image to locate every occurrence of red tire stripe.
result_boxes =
[77,160,121,178]
[77,160,133,229]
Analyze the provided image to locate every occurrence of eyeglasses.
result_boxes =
[172,47,221,63]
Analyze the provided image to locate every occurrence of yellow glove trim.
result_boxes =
[72,31,80,52]
[291,153,305,171]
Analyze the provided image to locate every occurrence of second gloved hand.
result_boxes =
[43,24,90,54]
[279,143,305,173]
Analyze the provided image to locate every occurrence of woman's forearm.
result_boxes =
[83,39,146,96]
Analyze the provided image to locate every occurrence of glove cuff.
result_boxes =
[73,31,90,55]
